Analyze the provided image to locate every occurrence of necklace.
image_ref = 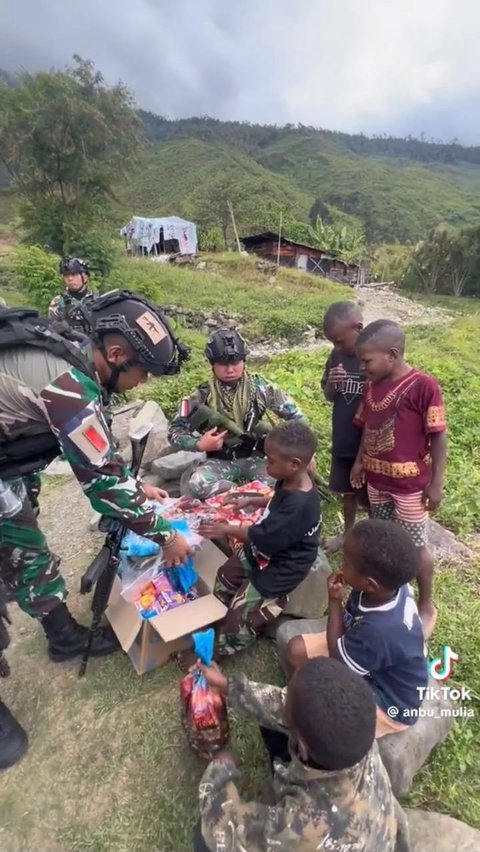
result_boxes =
[366,372,418,412]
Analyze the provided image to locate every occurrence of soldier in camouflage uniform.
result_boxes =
[0,292,191,677]
[48,256,98,334]
[169,329,306,499]
[194,657,410,852]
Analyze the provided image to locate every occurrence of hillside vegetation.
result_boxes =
[3,108,480,245]
[115,113,480,243]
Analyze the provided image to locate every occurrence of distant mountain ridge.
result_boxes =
[1,64,480,242]
[118,112,480,243]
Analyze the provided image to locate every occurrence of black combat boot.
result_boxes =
[41,603,118,662]
[0,700,28,770]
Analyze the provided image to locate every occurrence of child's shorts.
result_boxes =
[329,457,369,506]
[367,485,428,548]
[300,631,409,738]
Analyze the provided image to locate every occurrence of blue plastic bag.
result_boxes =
[192,628,215,665]
[165,519,199,593]
[121,530,160,559]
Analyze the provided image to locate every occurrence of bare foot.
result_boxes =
[324,533,345,554]
[419,604,438,640]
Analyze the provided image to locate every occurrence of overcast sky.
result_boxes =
[1,0,479,144]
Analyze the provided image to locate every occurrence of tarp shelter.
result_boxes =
[121,216,198,256]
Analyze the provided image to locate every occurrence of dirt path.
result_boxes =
[250,284,451,360]
[355,284,451,326]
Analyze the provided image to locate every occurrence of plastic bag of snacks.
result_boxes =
[180,629,229,760]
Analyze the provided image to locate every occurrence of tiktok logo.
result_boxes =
[429,645,460,681]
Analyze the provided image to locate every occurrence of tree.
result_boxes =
[405,228,452,294]
[309,197,332,225]
[0,56,140,253]
[189,175,258,249]
[279,216,366,263]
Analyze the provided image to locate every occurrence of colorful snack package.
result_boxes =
[180,629,229,760]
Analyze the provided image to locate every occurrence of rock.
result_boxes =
[196,261,206,269]
[276,615,328,669]
[44,459,73,477]
[110,400,143,456]
[140,472,161,488]
[268,276,276,284]
[111,401,170,469]
[302,326,317,343]
[378,676,455,797]
[283,549,330,619]
[405,808,480,851]
[151,451,206,480]
[89,512,101,532]
[428,519,473,560]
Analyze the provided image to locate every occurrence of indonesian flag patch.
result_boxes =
[67,411,111,465]
[180,398,190,418]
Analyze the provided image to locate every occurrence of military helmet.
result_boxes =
[205,329,248,364]
[59,256,90,277]
[91,289,190,377]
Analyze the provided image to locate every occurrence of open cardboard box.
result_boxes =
[106,540,227,675]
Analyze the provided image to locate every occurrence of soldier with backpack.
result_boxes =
[0,291,191,768]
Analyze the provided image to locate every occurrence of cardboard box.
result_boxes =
[106,540,227,675]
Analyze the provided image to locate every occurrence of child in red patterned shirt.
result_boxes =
[351,319,447,638]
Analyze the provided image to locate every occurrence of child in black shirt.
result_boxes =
[200,421,321,656]
[321,302,367,552]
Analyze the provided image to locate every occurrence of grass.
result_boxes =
[106,253,350,342]
[1,257,480,849]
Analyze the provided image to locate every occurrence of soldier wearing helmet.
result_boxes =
[0,290,191,767]
[169,328,307,499]
[48,256,97,334]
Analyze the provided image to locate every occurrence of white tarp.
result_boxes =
[121,216,197,255]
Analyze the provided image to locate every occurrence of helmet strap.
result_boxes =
[101,352,137,394]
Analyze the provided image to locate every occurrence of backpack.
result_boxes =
[0,307,98,478]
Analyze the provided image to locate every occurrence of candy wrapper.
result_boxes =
[180,629,229,760]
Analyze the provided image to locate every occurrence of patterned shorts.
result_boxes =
[367,485,428,548]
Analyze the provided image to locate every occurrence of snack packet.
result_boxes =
[180,629,229,760]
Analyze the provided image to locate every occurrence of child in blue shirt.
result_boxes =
[287,518,428,737]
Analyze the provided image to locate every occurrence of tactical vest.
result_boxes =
[57,289,97,334]
[0,307,98,478]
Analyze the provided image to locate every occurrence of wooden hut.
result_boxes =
[242,231,367,286]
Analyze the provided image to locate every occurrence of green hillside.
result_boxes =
[257,135,480,241]
[3,104,480,244]
[116,116,480,244]
[117,137,312,223]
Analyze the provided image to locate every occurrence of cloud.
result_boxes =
[1,0,479,142]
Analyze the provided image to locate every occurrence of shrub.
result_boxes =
[8,245,60,313]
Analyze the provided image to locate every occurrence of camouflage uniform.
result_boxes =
[169,374,305,499]
[214,553,287,656]
[0,346,172,619]
[48,288,97,334]
[199,673,409,852]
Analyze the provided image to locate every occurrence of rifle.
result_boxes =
[188,404,270,452]
[78,401,160,677]
[189,404,331,499]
